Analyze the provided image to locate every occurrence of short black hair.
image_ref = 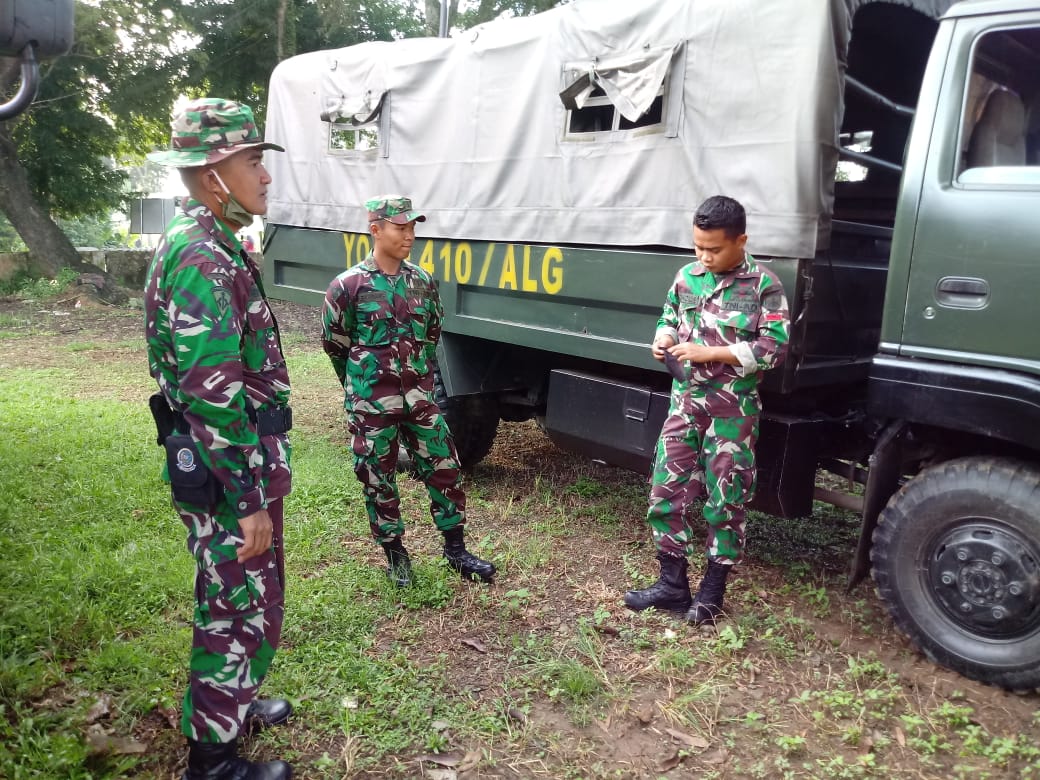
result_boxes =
[694,195,746,239]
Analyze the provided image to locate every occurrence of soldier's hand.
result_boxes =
[651,335,676,361]
[237,509,274,562]
[669,343,739,366]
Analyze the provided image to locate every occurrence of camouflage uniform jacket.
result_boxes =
[145,198,291,517]
[321,255,442,415]
[656,254,790,417]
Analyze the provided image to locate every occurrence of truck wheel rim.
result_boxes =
[928,520,1040,638]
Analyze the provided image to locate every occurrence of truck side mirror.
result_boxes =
[1,0,75,121]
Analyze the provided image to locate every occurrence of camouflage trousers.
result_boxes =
[173,495,285,743]
[646,409,758,564]
[349,400,466,542]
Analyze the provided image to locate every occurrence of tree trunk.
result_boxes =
[0,123,128,304]
[276,0,289,61]
[424,0,464,36]
[476,0,498,21]
[424,0,440,36]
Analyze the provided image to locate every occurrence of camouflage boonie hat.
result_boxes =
[146,98,284,168]
[366,195,426,224]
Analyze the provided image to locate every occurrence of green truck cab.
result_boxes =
[262,0,1040,689]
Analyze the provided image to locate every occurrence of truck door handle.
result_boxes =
[935,276,989,309]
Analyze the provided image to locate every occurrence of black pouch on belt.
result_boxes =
[148,392,179,446]
[164,434,224,507]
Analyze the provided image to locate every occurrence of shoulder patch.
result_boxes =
[762,289,785,312]
[211,286,232,318]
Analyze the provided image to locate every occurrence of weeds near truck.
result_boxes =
[1,297,1038,778]
[0,267,78,298]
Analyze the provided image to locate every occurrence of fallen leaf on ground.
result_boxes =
[86,694,111,723]
[700,748,728,764]
[416,751,463,767]
[664,728,709,749]
[506,707,527,724]
[158,705,178,729]
[458,750,481,772]
[85,731,147,756]
[635,704,654,725]
[659,749,683,771]
[461,637,487,653]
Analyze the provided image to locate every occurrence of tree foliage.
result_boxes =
[455,0,565,30]
[182,0,426,121]
[0,0,567,286]
[182,0,566,121]
[5,1,186,217]
[0,1,186,298]
[0,215,26,253]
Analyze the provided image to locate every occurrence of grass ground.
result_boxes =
[0,295,1037,779]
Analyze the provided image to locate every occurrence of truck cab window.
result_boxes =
[957,26,1040,184]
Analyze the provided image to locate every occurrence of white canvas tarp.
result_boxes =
[265,0,951,257]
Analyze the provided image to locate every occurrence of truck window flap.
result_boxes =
[320,88,385,126]
[559,42,681,123]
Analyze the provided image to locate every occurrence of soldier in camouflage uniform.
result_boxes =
[321,195,495,587]
[624,196,790,626]
[145,99,293,780]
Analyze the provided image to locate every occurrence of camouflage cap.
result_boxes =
[146,98,284,168]
[366,195,426,224]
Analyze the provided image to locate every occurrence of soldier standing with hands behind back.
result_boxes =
[145,99,294,780]
[624,196,790,627]
[321,195,496,588]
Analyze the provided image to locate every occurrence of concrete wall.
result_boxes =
[0,250,153,290]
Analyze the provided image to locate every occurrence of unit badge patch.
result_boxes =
[211,286,231,317]
[176,447,197,473]
[762,289,784,312]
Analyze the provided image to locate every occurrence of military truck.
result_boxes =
[261,0,1040,690]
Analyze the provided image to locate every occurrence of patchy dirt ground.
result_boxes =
[3,293,1039,779]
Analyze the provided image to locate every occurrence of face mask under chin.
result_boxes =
[210,170,255,227]
[221,192,254,227]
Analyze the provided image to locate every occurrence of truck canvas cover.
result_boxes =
[265,0,950,258]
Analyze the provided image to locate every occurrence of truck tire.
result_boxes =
[871,457,1040,690]
[434,369,499,469]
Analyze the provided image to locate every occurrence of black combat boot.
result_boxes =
[685,559,732,626]
[242,698,292,736]
[623,552,692,613]
[183,738,292,780]
[381,536,413,587]
[442,526,496,583]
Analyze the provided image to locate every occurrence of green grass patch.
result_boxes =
[4,318,1040,779]
[0,268,79,298]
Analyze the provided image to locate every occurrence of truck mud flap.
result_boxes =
[543,370,669,474]
[752,414,834,519]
